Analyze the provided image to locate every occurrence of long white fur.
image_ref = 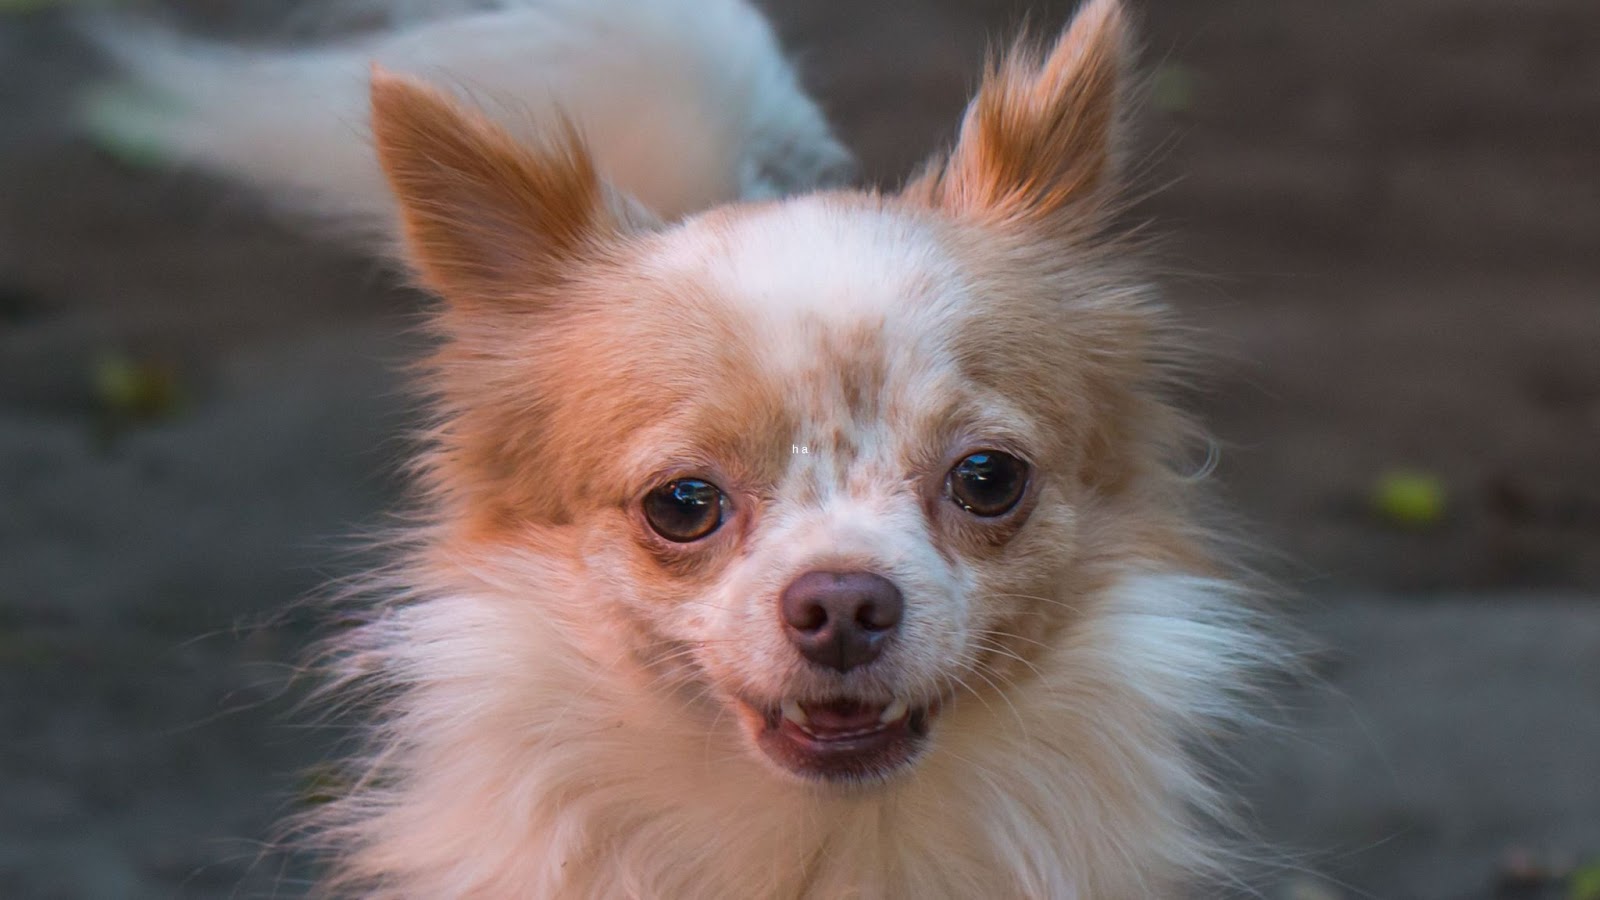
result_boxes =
[312,563,1277,898]
[83,0,853,234]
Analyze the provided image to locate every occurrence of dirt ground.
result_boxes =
[1,0,1597,897]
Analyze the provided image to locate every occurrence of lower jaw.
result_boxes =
[747,702,934,784]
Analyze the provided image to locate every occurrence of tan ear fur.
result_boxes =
[909,0,1129,228]
[368,68,623,305]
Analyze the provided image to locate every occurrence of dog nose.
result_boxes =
[779,570,903,672]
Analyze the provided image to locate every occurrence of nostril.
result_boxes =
[790,601,828,634]
[856,600,896,631]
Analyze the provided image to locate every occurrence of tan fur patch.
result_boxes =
[368,68,625,306]
[904,0,1127,231]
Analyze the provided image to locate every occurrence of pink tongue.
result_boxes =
[801,700,885,732]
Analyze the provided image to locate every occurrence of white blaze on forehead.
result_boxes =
[646,196,963,328]
[640,196,977,499]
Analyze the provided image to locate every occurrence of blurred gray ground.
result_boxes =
[2,0,1597,897]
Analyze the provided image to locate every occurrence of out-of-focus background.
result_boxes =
[2,0,1596,897]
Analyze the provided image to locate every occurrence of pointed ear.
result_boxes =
[368,68,639,305]
[909,0,1130,228]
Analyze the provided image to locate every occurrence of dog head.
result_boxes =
[369,0,1198,784]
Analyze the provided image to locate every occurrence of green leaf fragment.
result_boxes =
[1571,861,1600,900]
[1370,469,1447,528]
[91,353,184,422]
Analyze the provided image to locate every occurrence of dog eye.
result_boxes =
[643,478,725,542]
[947,451,1028,517]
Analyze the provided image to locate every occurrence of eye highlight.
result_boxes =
[947,451,1028,517]
[643,478,726,542]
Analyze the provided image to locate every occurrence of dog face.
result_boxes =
[578,199,1088,782]
[369,0,1188,784]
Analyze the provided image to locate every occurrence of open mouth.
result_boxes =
[746,696,937,782]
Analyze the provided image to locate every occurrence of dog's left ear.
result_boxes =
[908,0,1129,230]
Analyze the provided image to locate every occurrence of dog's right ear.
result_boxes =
[369,68,642,306]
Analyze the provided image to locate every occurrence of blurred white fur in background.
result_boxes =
[81,0,855,239]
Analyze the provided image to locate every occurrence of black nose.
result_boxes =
[779,570,903,672]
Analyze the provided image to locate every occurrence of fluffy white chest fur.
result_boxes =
[320,573,1269,897]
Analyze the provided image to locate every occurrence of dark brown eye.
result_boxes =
[643,478,725,542]
[947,451,1028,517]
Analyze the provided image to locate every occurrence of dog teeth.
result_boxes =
[879,698,909,724]
[780,698,808,726]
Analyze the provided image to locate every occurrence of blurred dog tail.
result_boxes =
[78,0,854,240]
